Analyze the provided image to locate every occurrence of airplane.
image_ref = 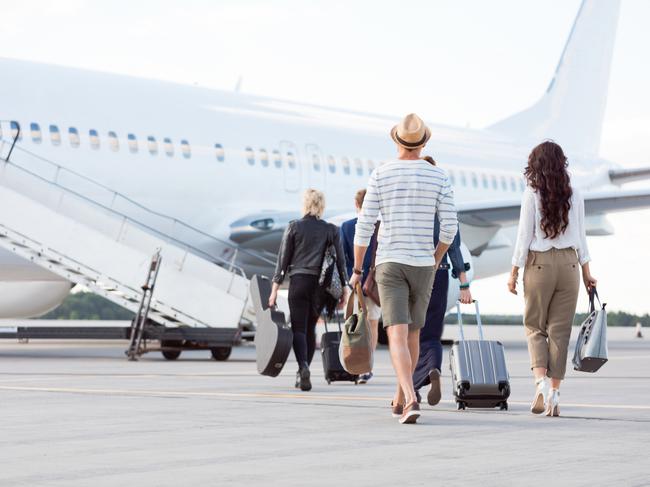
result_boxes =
[0,0,649,322]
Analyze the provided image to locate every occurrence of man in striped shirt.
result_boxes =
[349,113,458,424]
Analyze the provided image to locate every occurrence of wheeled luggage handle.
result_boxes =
[455,299,484,341]
[323,312,343,333]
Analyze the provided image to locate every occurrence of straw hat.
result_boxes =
[390,113,431,149]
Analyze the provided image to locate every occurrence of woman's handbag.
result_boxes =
[572,288,608,373]
[362,223,381,306]
[319,240,344,300]
[339,283,374,375]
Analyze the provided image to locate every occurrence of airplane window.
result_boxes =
[519,179,526,192]
[49,125,61,146]
[69,127,80,148]
[108,131,119,152]
[459,171,467,187]
[355,158,363,176]
[327,155,336,174]
[342,157,351,175]
[482,174,489,189]
[259,149,269,167]
[245,147,255,165]
[471,172,478,188]
[500,176,508,191]
[181,140,191,159]
[449,170,456,185]
[30,123,42,144]
[10,121,21,140]
[128,134,138,154]
[215,143,225,162]
[367,160,375,174]
[147,136,158,155]
[272,149,282,168]
[164,137,174,157]
[491,175,498,190]
[89,129,100,150]
[287,151,296,169]
[510,177,517,192]
[312,153,321,172]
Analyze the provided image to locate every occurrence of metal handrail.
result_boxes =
[0,122,277,275]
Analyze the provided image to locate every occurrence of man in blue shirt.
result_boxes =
[340,189,381,384]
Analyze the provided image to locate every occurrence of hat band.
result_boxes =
[395,131,427,148]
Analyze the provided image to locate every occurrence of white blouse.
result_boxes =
[511,186,590,268]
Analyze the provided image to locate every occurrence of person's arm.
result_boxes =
[269,224,294,307]
[508,189,535,295]
[448,230,472,304]
[577,192,597,292]
[434,172,457,267]
[351,172,380,286]
[340,223,353,278]
[333,227,349,306]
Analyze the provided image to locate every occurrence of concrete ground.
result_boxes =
[0,325,649,487]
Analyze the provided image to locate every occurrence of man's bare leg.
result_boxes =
[387,324,417,405]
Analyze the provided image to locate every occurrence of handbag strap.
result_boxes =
[369,222,380,268]
[345,283,368,319]
[589,287,602,312]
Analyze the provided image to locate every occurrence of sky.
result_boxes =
[2,0,649,315]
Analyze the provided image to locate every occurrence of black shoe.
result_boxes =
[427,368,442,406]
[299,367,312,391]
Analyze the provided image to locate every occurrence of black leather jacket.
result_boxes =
[272,215,347,285]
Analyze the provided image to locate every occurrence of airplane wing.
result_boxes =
[457,188,650,228]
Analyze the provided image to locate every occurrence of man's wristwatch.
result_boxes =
[353,268,363,275]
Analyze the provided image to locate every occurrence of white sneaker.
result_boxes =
[546,389,560,417]
[530,377,549,414]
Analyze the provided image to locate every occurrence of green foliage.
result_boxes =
[39,292,134,320]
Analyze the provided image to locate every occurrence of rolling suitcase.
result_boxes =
[321,316,359,384]
[250,275,293,377]
[449,300,510,410]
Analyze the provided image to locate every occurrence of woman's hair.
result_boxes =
[524,141,572,239]
[354,189,367,209]
[302,188,325,218]
[422,155,436,166]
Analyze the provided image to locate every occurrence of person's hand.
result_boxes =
[459,288,472,304]
[349,272,361,289]
[507,274,518,295]
[583,274,597,293]
[337,290,347,310]
[268,290,277,308]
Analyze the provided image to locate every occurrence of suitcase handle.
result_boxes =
[323,312,343,333]
[456,299,484,341]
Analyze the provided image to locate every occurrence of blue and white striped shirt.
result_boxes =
[354,159,458,267]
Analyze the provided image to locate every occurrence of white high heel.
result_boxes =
[546,389,560,417]
[531,377,549,414]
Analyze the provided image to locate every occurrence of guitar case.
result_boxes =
[250,274,293,377]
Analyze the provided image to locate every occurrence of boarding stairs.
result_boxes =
[0,122,274,357]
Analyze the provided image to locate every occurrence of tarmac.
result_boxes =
[0,324,649,487]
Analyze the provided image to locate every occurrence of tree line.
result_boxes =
[40,292,649,327]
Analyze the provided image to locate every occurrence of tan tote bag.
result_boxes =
[339,283,374,375]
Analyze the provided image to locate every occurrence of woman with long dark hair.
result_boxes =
[508,141,597,417]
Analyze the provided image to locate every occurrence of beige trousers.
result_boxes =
[523,248,580,380]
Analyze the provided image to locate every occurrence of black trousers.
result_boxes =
[288,274,320,368]
[413,268,449,391]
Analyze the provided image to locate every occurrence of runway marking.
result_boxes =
[2,385,650,411]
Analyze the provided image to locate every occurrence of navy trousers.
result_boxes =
[413,269,449,391]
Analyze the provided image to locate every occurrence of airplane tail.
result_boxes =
[489,0,621,157]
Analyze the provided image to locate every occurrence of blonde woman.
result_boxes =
[269,189,347,391]
[509,141,597,416]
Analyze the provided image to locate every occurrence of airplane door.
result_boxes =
[304,143,326,191]
[280,140,301,193]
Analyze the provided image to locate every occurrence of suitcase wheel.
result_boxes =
[500,402,508,411]
[326,378,331,385]
[456,401,466,411]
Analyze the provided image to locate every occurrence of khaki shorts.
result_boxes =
[375,262,435,330]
